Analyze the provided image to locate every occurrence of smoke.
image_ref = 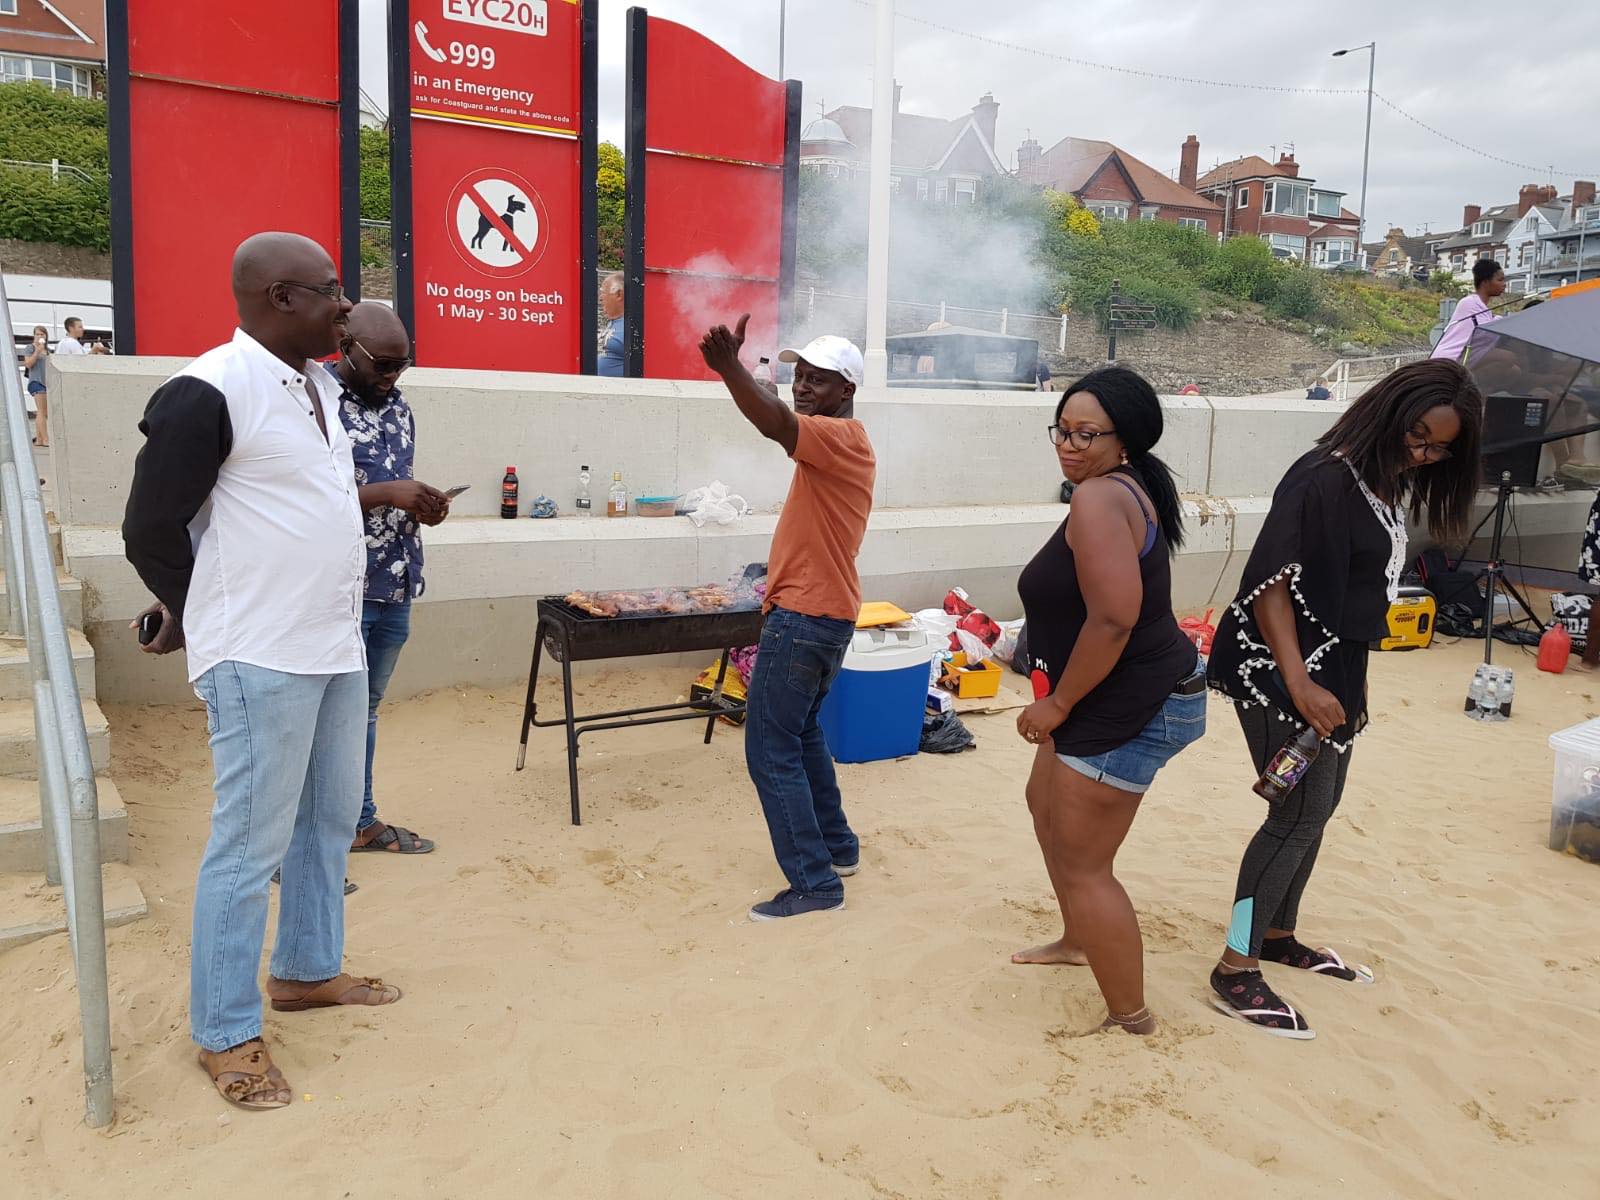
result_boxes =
[661,251,786,371]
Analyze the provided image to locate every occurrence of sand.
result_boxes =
[4,636,1600,1198]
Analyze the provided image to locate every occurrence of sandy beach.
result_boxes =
[3,635,1599,1198]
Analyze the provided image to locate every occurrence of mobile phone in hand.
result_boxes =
[445,484,471,498]
[137,610,162,645]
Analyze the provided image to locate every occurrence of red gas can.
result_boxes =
[1538,623,1572,674]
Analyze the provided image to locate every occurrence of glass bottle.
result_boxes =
[575,464,592,515]
[1253,725,1322,803]
[607,471,629,518]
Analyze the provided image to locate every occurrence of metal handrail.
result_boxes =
[1317,350,1427,403]
[0,272,112,1126]
[0,158,103,186]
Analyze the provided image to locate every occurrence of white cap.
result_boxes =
[778,335,864,387]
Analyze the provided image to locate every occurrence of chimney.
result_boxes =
[1275,151,1299,178]
[1016,135,1042,180]
[971,92,999,149]
[1518,183,1539,217]
[1575,181,1597,215]
[1179,134,1199,191]
[1538,184,1558,205]
[892,81,902,114]
[1463,203,1482,228]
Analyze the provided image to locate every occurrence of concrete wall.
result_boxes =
[46,356,1592,704]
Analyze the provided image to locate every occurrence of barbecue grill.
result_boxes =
[515,595,766,824]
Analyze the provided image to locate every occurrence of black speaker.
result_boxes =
[1481,394,1549,488]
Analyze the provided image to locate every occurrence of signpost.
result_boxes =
[391,0,597,371]
[1106,279,1157,362]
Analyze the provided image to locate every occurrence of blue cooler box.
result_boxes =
[819,628,934,763]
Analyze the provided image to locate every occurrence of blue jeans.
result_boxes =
[744,606,857,898]
[190,663,366,1051]
[360,599,412,829]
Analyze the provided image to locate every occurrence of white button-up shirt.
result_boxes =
[135,329,368,683]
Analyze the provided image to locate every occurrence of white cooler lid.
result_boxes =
[1550,716,1600,754]
[842,627,934,672]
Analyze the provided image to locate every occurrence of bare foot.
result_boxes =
[1100,1008,1157,1035]
[1010,937,1089,966]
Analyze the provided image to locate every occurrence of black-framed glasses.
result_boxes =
[346,334,412,377]
[273,279,346,302]
[1404,426,1453,462]
[1047,424,1118,450]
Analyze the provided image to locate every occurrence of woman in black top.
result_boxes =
[1014,367,1205,1036]
[1206,359,1484,1039]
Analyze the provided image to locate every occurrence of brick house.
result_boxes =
[0,0,103,97]
[1363,228,1432,278]
[800,87,1007,204]
[1014,133,1220,234]
[1431,199,1520,280]
[1194,148,1358,264]
[1534,181,1600,291]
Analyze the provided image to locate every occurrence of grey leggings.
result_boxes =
[1225,703,1353,957]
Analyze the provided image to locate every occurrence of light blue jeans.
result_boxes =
[190,662,366,1051]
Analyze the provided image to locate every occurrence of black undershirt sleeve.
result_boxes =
[121,377,234,628]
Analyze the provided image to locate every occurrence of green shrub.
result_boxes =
[0,165,108,249]
[1203,236,1280,303]
[1265,263,1327,321]
[358,126,389,222]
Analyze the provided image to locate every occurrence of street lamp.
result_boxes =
[1333,42,1375,271]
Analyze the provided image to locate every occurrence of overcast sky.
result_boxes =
[361,0,1600,236]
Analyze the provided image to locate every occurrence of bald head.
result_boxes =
[345,301,410,350]
[230,231,350,363]
[337,301,413,401]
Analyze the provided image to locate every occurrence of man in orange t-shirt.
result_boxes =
[700,319,876,921]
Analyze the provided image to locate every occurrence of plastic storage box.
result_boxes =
[819,628,934,763]
[1548,717,1600,862]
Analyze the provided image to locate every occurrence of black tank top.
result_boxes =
[1017,469,1197,757]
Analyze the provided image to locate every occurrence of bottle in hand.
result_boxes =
[607,471,629,518]
[1253,725,1322,803]
[501,466,519,519]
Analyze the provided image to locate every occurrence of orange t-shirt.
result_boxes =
[765,415,876,622]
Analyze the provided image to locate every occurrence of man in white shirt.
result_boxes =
[55,317,90,356]
[123,232,401,1112]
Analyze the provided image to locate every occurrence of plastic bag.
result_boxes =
[682,481,750,528]
[912,608,958,641]
[991,619,1025,666]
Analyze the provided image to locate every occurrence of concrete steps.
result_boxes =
[0,861,148,952]
[0,696,109,776]
[0,629,95,701]
[0,568,85,632]
[0,519,63,572]
[0,774,127,874]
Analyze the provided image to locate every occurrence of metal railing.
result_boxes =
[797,287,1070,352]
[0,158,103,186]
[1317,351,1427,403]
[0,273,112,1126]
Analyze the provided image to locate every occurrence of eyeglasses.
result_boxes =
[1047,424,1118,450]
[1404,426,1454,462]
[273,280,347,303]
[347,334,412,377]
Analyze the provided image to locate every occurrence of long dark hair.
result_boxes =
[1058,366,1185,551]
[1316,358,1483,540]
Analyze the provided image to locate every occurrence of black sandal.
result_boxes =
[1208,965,1315,1040]
[350,821,435,854]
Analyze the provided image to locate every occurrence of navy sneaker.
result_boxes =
[748,889,845,922]
[833,859,860,877]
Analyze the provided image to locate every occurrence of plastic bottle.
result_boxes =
[575,464,592,516]
[1480,675,1501,723]
[755,356,776,393]
[500,466,518,519]
[1253,725,1322,803]
[1538,624,1572,674]
[1499,667,1515,719]
[607,471,629,518]
[1464,664,1488,714]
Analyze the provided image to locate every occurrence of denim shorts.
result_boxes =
[1057,674,1208,795]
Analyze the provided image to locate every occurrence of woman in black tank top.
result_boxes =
[1013,367,1204,1037]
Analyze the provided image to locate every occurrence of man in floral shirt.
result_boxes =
[331,302,450,857]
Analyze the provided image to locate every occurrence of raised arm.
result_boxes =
[699,314,798,456]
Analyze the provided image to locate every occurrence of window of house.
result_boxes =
[1087,201,1129,222]
[1585,206,1600,227]
[1264,180,1310,217]
[953,179,977,205]
[0,0,18,14]
[1266,233,1307,258]
[1178,217,1208,232]
[1310,191,1342,218]
[1471,219,1494,237]
[1139,207,1159,222]
[935,180,948,202]
[916,178,928,200]
[1315,239,1354,265]
[1237,187,1250,208]
[0,55,91,95]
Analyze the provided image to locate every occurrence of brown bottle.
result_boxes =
[500,466,519,519]
[1253,725,1322,803]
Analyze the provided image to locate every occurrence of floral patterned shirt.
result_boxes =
[328,366,424,603]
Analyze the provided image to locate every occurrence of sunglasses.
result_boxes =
[346,335,413,377]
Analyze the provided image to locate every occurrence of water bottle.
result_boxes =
[1464,664,1488,715]
[1499,668,1515,719]
[756,356,776,393]
[1479,675,1501,723]
[575,464,592,516]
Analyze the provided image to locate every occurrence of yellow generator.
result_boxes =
[1377,586,1437,651]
